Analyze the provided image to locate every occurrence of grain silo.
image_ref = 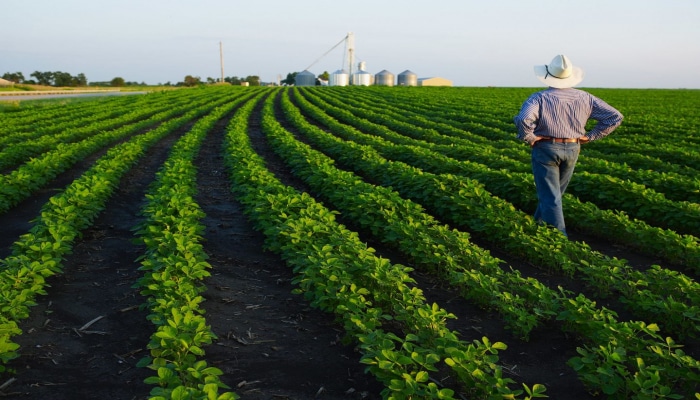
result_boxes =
[329,69,349,86]
[295,70,316,86]
[375,70,395,86]
[352,61,372,86]
[398,70,418,86]
[353,71,372,86]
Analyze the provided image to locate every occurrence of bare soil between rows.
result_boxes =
[0,95,696,399]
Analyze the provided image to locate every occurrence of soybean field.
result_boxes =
[0,86,698,399]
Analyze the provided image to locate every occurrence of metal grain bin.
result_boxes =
[329,69,349,86]
[353,70,372,86]
[374,70,395,86]
[398,70,418,86]
[295,70,316,86]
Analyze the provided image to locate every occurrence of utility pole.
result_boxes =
[220,41,225,83]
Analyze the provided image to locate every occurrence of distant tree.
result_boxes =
[244,75,260,86]
[206,77,216,84]
[281,72,297,86]
[224,76,242,85]
[318,71,329,81]
[111,77,125,87]
[74,73,88,87]
[31,71,54,86]
[2,72,25,83]
[182,75,201,87]
[52,71,72,86]
[27,71,87,87]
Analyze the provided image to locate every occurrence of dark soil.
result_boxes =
[0,94,696,399]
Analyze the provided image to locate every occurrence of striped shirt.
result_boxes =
[513,88,623,145]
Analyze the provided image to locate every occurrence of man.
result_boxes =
[514,54,623,236]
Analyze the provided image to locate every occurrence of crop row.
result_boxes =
[0,90,211,150]
[307,87,700,240]
[321,86,700,219]
[301,88,700,272]
[0,89,236,216]
[223,91,549,399]
[275,88,700,398]
[309,88,700,267]
[131,91,257,399]
[0,94,136,137]
[2,86,698,399]
[0,98,134,149]
[345,87,700,178]
[0,94,224,380]
[291,87,700,337]
[0,90,228,173]
[342,86,700,202]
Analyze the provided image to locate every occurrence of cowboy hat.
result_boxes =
[534,54,585,88]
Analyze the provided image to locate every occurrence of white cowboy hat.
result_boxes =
[534,54,585,88]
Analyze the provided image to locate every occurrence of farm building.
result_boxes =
[418,77,453,87]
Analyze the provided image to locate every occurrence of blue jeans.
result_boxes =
[531,142,580,235]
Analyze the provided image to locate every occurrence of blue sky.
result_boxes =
[2,0,699,88]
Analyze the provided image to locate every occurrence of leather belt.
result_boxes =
[538,137,580,143]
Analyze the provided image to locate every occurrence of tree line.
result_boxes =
[2,71,87,87]
[2,71,267,88]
